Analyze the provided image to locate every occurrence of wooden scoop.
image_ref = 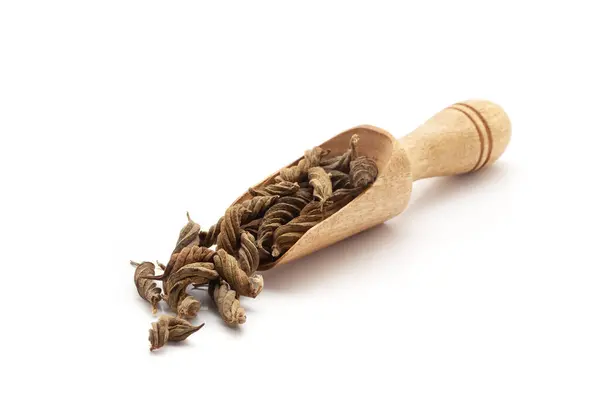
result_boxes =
[233,99,511,270]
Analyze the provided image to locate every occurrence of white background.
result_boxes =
[1,1,599,399]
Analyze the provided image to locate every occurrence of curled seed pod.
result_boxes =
[166,262,219,286]
[173,212,201,254]
[248,181,299,197]
[163,262,218,317]
[209,280,246,326]
[131,261,162,314]
[148,316,169,351]
[304,147,330,168]
[277,160,307,183]
[241,195,279,222]
[276,147,329,183]
[240,218,262,238]
[148,315,204,351]
[159,245,215,280]
[272,187,363,257]
[301,187,363,217]
[271,214,322,257]
[308,167,333,202]
[329,170,351,190]
[216,204,246,255]
[199,217,223,248]
[257,188,313,252]
[177,296,201,319]
[321,134,359,172]
[237,231,260,275]
[350,156,378,188]
[213,249,264,298]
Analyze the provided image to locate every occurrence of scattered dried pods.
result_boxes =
[131,261,162,313]
[132,133,379,349]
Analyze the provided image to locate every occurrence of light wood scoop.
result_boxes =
[234,99,511,270]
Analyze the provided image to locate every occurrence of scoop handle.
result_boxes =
[397,100,511,181]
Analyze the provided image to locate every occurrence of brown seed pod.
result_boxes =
[276,160,307,183]
[320,134,359,172]
[173,212,201,254]
[213,249,264,298]
[240,218,262,238]
[329,170,351,190]
[350,156,378,188]
[216,204,246,255]
[131,261,162,314]
[276,146,329,183]
[241,195,279,222]
[163,262,219,318]
[148,315,204,351]
[209,279,246,326]
[308,166,333,202]
[304,146,330,168]
[237,231,260,275]
[257,188,313,252]
[273,187,362,257]
[198,217,223,248]
[148,316,169,351]
[159,245,215,280]
[177,296,201,319]
[271,214,323,257]
[248,181,299,197]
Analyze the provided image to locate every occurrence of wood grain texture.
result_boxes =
[232,99,511,269]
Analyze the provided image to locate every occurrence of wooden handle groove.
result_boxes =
[398,100,511,181]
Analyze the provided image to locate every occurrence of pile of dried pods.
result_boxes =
[131,134,378,351]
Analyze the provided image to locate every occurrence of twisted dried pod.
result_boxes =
[238,231,260,275]
[249,181,300,197]
[277,146,330,183]
[240,218,262,238]
[271,214,323,257]
[213,249,264,298]
[320,134,359,172]
[159,245,215,280]
[329,170,351,190]
[241,195,279,222]
[209,279,246,326]
[257,188,313,252]
[173,212,200,254]
[165,262,219,291]
[350,156,378,188]
[198,217,223,248]
[177,296,201,319]
[216,204,246,255]
[308,166,333,202]
[148,315,204,351]
[163,262,218,318]
[131,261,162,314]
[304,146,330,168]
[273,187,362,256]
[301,187,363,217]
